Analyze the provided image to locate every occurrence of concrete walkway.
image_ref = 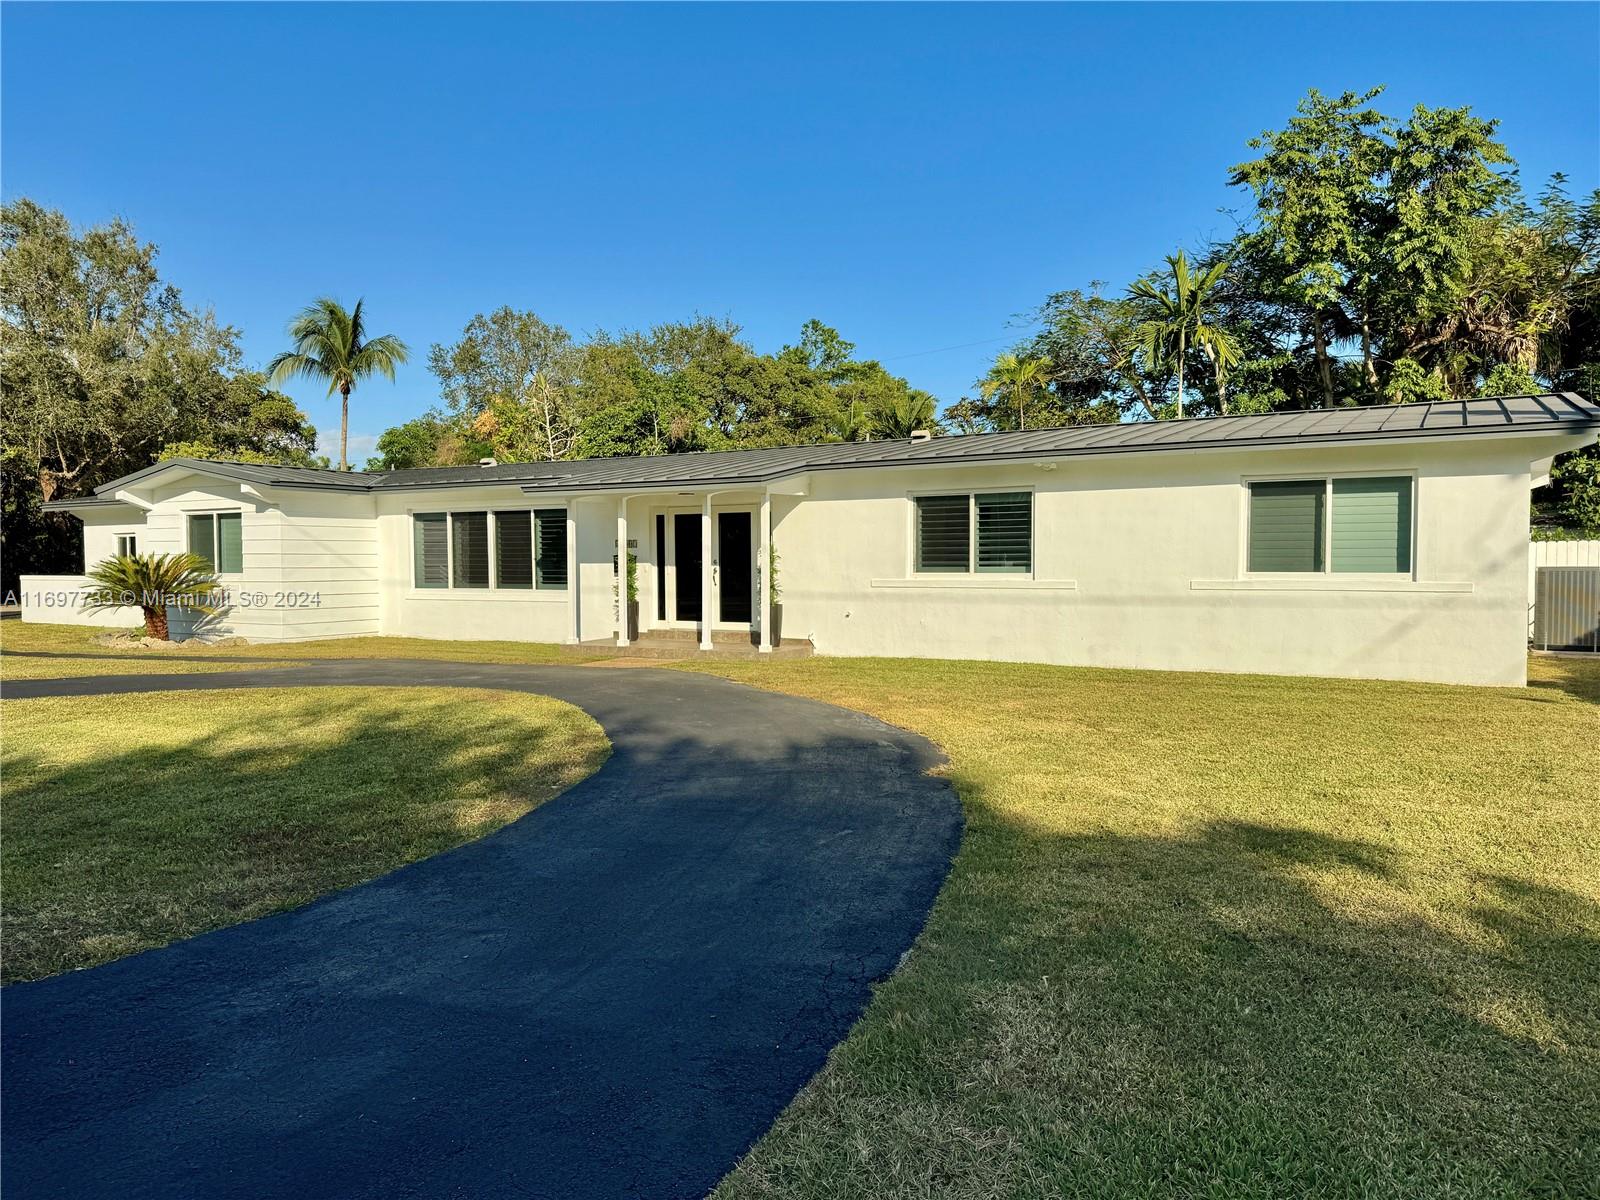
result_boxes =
[2,661,962,1200]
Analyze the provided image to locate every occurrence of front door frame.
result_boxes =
[659,503,757,633]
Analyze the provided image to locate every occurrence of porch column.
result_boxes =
[615,496,630,648]
[758,489,773,653]
[700,494,714,651]
[565,502,579,645]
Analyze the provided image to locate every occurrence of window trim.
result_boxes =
[186,508,245,575]
[409,506,569,595]
[906,488,1036,580]
[115,533,139,558]
[1241,471,1417,580]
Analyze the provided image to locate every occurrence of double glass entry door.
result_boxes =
[666,511,753,626]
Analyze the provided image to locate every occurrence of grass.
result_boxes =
[0,622,256,680]
[0,622,591,681]
[1,686,608,983]
[665,653,1600,1200]
[7,619,1597,1193]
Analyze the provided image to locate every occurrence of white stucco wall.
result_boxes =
[769,435,1557,687]
[373,487,573,643]
[19,429,1586,684]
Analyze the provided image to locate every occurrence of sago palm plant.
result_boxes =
[83,553,218,641]
[267,298,410,471]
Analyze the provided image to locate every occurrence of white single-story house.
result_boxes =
[22,393,1599,687]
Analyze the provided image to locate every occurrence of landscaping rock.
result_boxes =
[91,633,251,650]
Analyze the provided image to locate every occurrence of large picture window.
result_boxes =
[1247,476,1412,574]
[188,512,243,573]
[413,509,567,591]
[914,492,1033,574]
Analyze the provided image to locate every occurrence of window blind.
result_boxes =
[1248,481,1325,572]
[976,492,1031,573]
[216,513,243,573]
[495,511,534,589]
[413,513,448,589]
[915,495,970,572]
[188,514,215,570]
[452,512,489,588]
[1331,477,1411,573]
[535,509,568,590]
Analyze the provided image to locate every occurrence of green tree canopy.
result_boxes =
[1,198,320,590]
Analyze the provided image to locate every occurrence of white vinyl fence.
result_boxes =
[1529,540,1600,641]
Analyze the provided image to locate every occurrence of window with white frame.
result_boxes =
[116,533,138,557]
[188,512,242,573]
[1247,476,1413,574]
[413,509,567,591]
[914,492,1032,574]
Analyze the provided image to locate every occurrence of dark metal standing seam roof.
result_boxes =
[41,393,1600,511]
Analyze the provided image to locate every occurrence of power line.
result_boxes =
[881,330,1038,363]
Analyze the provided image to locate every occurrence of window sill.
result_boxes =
[1190,578,1474,594]
[405,589,569,602]
[871,577,1078,591]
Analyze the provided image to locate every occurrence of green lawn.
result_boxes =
[6,619,1596,1195]
[673,653,1600,1199]
[0,622,590,681]
[1,686,608,983]
[0,622,257,680]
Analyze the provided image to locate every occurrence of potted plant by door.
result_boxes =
[768,543,783,646]
[613,551,640,640]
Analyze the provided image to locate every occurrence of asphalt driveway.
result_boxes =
[1,661,961,1200]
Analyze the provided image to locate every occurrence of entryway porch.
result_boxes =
[554,482,802,653]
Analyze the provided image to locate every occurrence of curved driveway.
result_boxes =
[2,661,961,1200]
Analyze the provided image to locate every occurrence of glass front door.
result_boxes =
[672,512,701,622]
[717,511,753,623]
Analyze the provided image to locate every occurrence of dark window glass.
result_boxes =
[452,512,490,588]
[495,512,533,589]
[915,494,970,572]
[413,513,448,588]
[976,492,1031,573]
[535,509,568,590]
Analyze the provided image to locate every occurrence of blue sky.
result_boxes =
[4,2,1597,460]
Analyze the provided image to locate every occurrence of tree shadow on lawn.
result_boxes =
[768,808,1600,1200]
[1527,653,1600,704]
[0,691,605,983]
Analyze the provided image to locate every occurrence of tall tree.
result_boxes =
[874,389,940,439]
[428,307,578,461]
[979,354,1053,430]
[268,298,409,470]
[1128,252,1241,417]
[0,199,319,590]
[1230,88,1391,405]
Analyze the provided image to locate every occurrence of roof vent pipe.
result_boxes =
[479,458,498,468]
[909,429,933,442]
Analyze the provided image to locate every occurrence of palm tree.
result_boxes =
[826,400,873,442]
[980,354,1053,431]
[83,552,217,641]
[267,298,410,470]
[875,389,939,439]
[1128,252,1241,417]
